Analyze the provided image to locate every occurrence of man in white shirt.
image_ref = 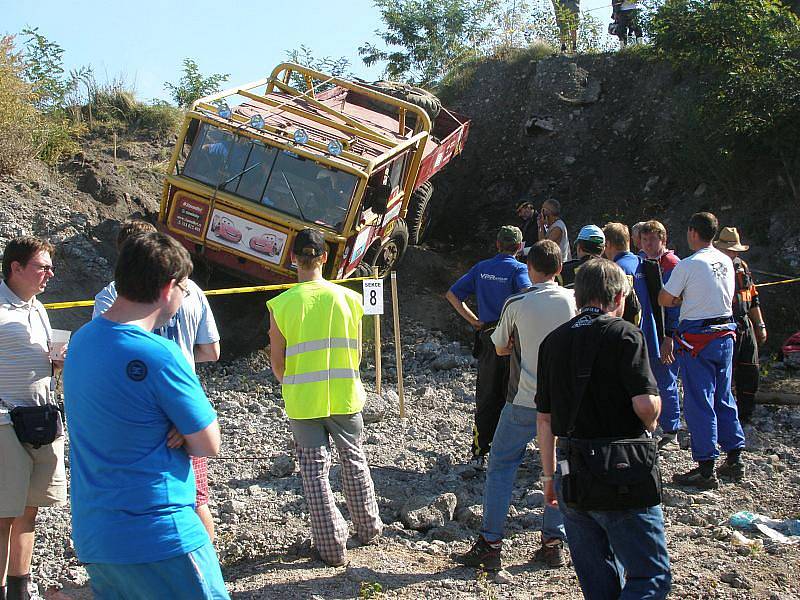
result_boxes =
[454,240,576,572]
[659,212,745,489]
[0,237,66,600]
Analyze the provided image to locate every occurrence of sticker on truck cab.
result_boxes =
[207,209,288,265]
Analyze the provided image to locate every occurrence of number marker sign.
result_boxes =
[363,279,384,315]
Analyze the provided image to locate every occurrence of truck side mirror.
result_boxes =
[364,184,391,214]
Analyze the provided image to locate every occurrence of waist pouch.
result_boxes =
[9,404,61,448]
[562,436,662,511]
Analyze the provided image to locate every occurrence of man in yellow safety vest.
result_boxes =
[267,228,383,566]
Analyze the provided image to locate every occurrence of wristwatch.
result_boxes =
[540,475,554,482]
[757,323,766,329]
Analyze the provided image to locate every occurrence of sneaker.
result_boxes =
[533,539,566,568]
[717,460,745,481]
[452,537,502,571]
[672,466,719,489]
[658,432,678,450]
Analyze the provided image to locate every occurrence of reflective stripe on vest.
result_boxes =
[283,368,360,385]
[285,337,360,358]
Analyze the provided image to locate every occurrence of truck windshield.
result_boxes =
[182,122,357,231]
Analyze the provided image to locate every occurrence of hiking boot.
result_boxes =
[717,460,745,481]
[672,465,719,490]
[452,537,502,571]
[658,432,678,450]
[533,539,566,568]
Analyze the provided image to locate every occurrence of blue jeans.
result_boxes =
[650,356,680,433]
[86,541,229,599]
[558,485,671,600]
[677,334,745,461]
[480,403,565,543]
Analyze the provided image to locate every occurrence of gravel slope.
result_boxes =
[35,317,800,600]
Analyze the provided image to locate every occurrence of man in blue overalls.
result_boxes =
[446,226,532,468]
[659,212,745,489]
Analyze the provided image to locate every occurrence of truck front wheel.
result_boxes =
[359,219,409,278]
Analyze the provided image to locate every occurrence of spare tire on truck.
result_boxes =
[360,80,442,124]
[406,181,434,246]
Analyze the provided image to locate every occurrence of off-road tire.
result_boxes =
[358,219,410,279]
[406,181,434,246]
[361,81,442,123]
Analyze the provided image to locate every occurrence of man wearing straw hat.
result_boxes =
[714,227,767,424]
[267,228,382,567]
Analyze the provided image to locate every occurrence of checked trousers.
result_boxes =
[290,413,383,565]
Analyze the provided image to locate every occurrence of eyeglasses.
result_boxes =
[176,281,190,298]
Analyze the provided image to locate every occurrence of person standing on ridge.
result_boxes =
[446,226,532,468]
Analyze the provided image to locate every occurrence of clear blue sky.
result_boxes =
[5,0,613,103]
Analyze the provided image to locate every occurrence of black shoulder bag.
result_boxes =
[1,397,61,448]
[560,315,663,511]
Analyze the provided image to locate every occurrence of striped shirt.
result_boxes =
[0,281,52,424]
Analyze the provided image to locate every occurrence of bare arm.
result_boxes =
[546,225,563,246]
[193,341,221,363]
[632,393,661,432]
[445,290,482,330]
[269,312,286,383]
[495,339,513,356]
[183,420,221,457]
[749,306,767,344]
[537,412,558,507]
[658,289,682,308]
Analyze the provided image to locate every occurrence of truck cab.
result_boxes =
[158,62,470,282]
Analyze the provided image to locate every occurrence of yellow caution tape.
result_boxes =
[42,276,371,310]
[755,277,800,288]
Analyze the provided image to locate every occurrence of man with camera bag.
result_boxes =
[536,259,671,600]
[0,237,66,600]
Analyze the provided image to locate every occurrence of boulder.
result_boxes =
[401,493,458,531]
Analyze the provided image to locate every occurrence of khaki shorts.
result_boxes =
[0,424,67,518]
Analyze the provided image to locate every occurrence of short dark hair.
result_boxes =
[528,239,561,275]
[117,220,157,250]
[577,239,604,256]
[115,232,192,303]
[575,258,629,309]
[688,212,718,242]
[2,237,55,280]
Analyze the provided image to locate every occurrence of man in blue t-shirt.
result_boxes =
[63,232,228,600]
[446,226,532,466]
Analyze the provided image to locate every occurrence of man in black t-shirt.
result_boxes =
[536,259,671,599]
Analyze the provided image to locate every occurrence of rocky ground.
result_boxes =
[32,307,800,600]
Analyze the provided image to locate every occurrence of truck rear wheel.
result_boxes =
[406,181,434,246]
[362,81,442,123]
[359,219,409,278]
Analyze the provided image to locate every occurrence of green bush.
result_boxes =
[133,102,182,137]
[0,35,38,173]
[650,0,800,200]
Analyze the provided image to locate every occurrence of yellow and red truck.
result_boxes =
[158,62,470,282]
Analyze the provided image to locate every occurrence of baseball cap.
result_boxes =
[497,225,523,245]
[293,228,326,257]
[576,224,605,245]
[516,200,534,211]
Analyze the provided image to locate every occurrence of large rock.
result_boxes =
[400,493,458,531]
[363,391,395,423]
[270,453,296,477]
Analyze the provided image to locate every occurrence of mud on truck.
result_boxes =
[158,62,470,283]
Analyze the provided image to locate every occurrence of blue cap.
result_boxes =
[576,224,605,245]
